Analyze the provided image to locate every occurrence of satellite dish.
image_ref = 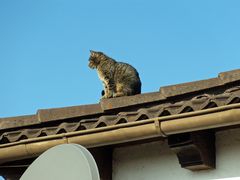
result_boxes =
[20,144,100,180]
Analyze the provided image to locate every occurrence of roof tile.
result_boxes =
[37,103,103,122]
[1,69,240,145]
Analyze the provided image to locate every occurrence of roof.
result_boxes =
[0,68,240,178]
[1,69,240,145]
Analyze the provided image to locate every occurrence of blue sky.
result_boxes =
[1,0,240,120]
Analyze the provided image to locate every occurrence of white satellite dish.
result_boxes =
[20,144,100,180]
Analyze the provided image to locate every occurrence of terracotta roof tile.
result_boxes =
[0,115,38,130]
[1,87,240,144]
[37,103,103,122]
[1,69,240,145]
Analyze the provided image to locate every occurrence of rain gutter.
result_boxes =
[1,103,240,164]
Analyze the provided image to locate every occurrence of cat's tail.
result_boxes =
[133,81,141,95]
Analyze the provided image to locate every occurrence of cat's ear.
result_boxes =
[90,50,97,57]
[90,50,96,54]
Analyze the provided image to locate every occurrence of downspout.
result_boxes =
[1,103,240,164]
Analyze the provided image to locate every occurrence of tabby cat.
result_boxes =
[88,50,141,99]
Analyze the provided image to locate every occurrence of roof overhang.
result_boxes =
[0,103,240,165]
[1,69,240,175]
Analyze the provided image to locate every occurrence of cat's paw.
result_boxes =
[113,92,124,98]
[101,94,112,99]
[104,91,113,98]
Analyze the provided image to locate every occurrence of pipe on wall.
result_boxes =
[1,104,240,164]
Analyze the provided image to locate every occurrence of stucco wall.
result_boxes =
[113,129,240,180]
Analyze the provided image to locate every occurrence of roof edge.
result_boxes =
[1,69,240,129]
[0,103,240,164]
[160,69,240,98]
[37,103,103,122]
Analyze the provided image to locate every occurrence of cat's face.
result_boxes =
[88,50,103,69]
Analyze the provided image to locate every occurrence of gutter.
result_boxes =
[1,103,240,164]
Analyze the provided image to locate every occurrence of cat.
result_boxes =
[88,50,141,99]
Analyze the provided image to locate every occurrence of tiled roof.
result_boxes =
[1,69,240,145]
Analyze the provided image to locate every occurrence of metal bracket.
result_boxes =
[168,130,215,171]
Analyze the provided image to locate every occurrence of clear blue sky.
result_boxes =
[1,0,240,119]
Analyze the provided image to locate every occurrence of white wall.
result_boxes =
[113,128,240,180]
